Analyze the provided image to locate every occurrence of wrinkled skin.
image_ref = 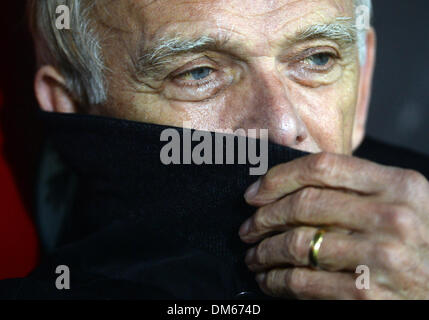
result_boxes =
[35,0,429,299]
[94,0,363,154]
[240,153,429,299]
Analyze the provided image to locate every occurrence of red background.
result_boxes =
[0,1,41,279]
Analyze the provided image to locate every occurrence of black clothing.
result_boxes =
[1,112,428,299]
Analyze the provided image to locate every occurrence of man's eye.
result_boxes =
[304,53,333,67]
[178,67,214,81]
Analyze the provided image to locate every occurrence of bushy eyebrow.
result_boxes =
[295,18,357,47]
[134,35,227,79]
[134,35,236,79]
[134,18,357,80]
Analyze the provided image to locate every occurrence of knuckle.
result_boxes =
[266,269,283,296]
[405,169,427,186]
[286,229,310,264]
[373,242,405,271]
[252,208,267,231]
[260,174,279,193]
[252,209,268,232]
[254,242,266,265]
[297,187,322,204]
[290,188,321,222]
[285,268,307,295]
[378,204,416,239]
[400,169,428,196]
[307,152,337,176]
[252,206,279,235]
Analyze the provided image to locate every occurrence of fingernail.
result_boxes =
[255,273,266,283]
[244,179,261,200]
[245,247,256,265]
[239,218,252,238]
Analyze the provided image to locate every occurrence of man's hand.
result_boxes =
[239,153,429,299]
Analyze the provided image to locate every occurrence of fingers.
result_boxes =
[240,188,421,245]
[239,187,377,243]
[244,152,397,207]
[245,227,370,273]
[256,268,362,299]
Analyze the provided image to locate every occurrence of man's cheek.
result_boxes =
[337,70,361,153]
[144,98,227,131]
[292,86,346,153]
[169,88,260,132]
[107,91,190,127]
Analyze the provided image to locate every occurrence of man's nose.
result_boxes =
[241,72,308,147]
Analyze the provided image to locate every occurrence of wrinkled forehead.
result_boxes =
[99,0,355,40]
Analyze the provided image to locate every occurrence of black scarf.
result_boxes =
[35,111,310,299]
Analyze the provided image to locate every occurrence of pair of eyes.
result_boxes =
[176,52,333,82]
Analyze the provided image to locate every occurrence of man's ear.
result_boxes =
[34,65,77,113]
[352,28,376,151]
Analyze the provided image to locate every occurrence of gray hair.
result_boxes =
[29,0,372,107]
[29,0,105,106]
[355,0,373,63]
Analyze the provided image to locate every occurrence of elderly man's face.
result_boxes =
[92,0,374,154]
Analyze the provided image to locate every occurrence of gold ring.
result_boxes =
[309,229,326,269]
